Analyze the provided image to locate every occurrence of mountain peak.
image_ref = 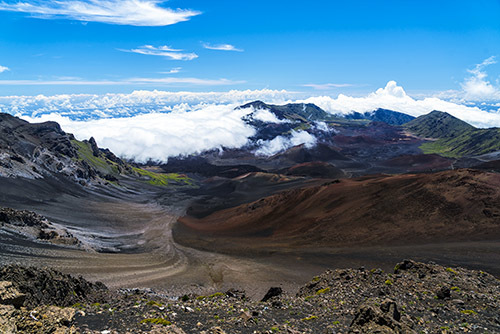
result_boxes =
[405,110,475,139]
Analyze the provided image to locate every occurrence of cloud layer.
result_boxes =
[0,0,200,26]
[0,65,9,73]
[22,105,256,162]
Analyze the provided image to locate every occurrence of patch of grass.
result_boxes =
[451,286,461,292]
[460,310,477,315]
[301,315,318,321]
[133,167,192,187]
[316,287,331,295]
[140,318,172,326]
[146,300,163,307]
[446,267,458,275]
[72,140,120,174]
[385,279,393,285]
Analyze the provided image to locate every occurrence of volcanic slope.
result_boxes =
[175,169,500,253]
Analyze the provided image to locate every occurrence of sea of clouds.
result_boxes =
[2,80,500,162]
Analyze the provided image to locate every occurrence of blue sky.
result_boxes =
[0,0,499,96]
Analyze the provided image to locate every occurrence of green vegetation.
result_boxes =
[460,310,477,315]
[446,267,458,275]
[419,128,500,158]
[385,279,393,285]
[316,287,331,295]
[140,318,172,326]
[451,286,461,292]
[301,315,318,321]
[71,139,120,175]
[133,167,192,187]
[146,300,163,307]
[196,292,224,301]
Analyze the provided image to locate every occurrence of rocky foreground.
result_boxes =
[0,260,499,334]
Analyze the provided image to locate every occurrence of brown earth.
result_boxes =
[176,169,500,253]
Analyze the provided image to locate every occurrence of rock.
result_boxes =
[88,137,101,157]
[0,265,108,308]
[349,299,416,334]
[0,280,26,308]
[261,287,283,302]
[15,305,78,334]
[436,286,451,300]
[0,304,17,333]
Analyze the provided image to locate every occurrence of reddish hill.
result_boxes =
[175,169,500,253]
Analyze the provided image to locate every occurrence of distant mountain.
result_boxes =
[346,108,415,125]
[239,100,334,122]
[404,110,474,138]
[403,110,500,158]
[420,127,500,158]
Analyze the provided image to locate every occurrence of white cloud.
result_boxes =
[460,56,500,101]
[251,108,289,123]
[0,89,296,120]
[202,43,243,52]
[124,45,198,61]
[160,67,182,74]
[0,65,9,73]
[0,0,200,26]
[303,80,500,128]
[0,77,242,86]
[255,130,317,156]
[21,105,256,163]
[303,83,354,90]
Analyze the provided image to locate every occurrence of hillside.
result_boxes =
[176,169,500,252]
[420,127,500,158]
[404,110,475,138]
[239,100,334,122]
[346,108,415,125]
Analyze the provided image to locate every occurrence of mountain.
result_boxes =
[420,127,500,158]
[404,110,475,138]
[0,112,134,184]
[346,108,415,125]
[239,100,334,122]
[0,113,189,187]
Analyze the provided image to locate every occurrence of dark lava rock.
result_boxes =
[261,287,282,302]
[350,299,414,333]
[436,286,451,299]
[0,265,108,308]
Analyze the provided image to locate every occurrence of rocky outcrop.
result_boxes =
[0,265,108,309]
[0,207,82,248]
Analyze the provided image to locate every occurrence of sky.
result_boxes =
[1,1,500,162]
[0,0,499,96]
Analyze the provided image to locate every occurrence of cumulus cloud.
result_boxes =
[123,45,198,61]
[202,43,243,52]
[255,131,317,156]
[0,65,9,73]
[460,56,500,101]
[0,0,200,26]
[303,80,500,128]
[22,105,256,163]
